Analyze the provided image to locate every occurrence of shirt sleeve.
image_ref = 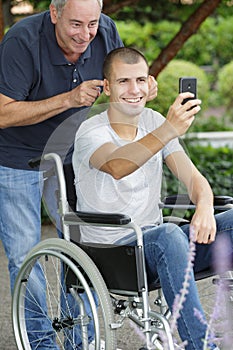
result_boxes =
[98,14,123,51]
[73,118,114,170]
[162,137,184,159]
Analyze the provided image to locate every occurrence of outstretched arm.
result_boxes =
[90,92,201,179]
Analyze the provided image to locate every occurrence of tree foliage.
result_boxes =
[1,0,233,77]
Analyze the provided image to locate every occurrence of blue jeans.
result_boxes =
[0,165,92,349]
[116,209,233,350]
[0,166,43,292]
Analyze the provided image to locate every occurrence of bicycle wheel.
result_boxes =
[12,238,117,350]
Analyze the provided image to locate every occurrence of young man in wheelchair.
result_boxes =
[72,47,233,349]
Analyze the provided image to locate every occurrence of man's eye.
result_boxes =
[89,22,98,28]
[71,23,80,28]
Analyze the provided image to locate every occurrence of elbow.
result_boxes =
[0,120,7,129]
[111,172,124,180]
[0,120,11,129]
[108,166,125,180]
[104,162,126,180]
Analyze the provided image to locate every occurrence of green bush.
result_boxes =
[163,143,233,198]
[146,59,209,116]
[115,20,180,65]
[215,17,233,67]
[217,61,233,113]
[116,16,233,69]
[190,116,233,132]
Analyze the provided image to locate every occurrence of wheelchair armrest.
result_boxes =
[64,211,131,225]
[213,195,233,206]
[163,194,193,206]
[163,194,233,207]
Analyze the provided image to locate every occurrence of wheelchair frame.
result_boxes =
[12,152,233,350]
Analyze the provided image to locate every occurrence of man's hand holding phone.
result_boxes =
[179,77,197,110]
[163,78,201,140]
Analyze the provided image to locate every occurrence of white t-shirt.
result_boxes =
[72,108,184,243]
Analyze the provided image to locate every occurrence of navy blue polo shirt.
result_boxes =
[0,11,123,169]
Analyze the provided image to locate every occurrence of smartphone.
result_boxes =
[179,77,197,106]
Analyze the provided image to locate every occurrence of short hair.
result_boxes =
[51,0,103,17]
[103,47,149,80]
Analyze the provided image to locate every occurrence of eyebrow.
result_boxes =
[116,76,148,81]
[69,19,99,24]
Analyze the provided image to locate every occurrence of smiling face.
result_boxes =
[104,58,149,118]
[50,0,101,61]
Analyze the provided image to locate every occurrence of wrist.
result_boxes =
[152,121,175,146]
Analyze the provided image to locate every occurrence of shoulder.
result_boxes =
[97,14,123,46]
[1,11,49,47]
[140,107,166,129]
[76,111,109,138]
[99,13,118,30]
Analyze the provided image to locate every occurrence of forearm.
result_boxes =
[166,152,214,209]
[0,80,102,128]
[188,173,214,210]
[101,126,171,179]
[189,173,216,244]
[0,92,71,128]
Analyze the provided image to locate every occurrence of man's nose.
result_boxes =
[129,80,140,93]
[79,26,91,41]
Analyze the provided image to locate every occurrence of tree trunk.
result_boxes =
[103,0,140,14]
[149,0,222,77]
[0,0,4,41]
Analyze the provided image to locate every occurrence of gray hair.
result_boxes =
[51,0,103,17]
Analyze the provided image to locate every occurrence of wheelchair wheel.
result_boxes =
[12,238,117,350]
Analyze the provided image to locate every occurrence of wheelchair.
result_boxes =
[12,152,233,350]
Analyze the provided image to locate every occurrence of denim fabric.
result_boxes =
[0,165,43,291]
[116,210,233,350]
[0,166,59,349]
[0,165,92,349]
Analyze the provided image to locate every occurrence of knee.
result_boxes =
[144,223,188,250]
[216,208,233,232]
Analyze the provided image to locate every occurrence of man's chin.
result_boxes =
[126,104,144,115]
[72,43,89,54]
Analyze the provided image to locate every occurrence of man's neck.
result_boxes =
[110,122,138,141]
[107,109,139,141]
[65,52,81,64]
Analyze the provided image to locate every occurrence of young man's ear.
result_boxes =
[103,79,110,96]
[147,75,158,101]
